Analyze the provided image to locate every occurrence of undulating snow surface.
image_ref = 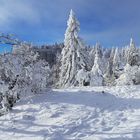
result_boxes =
[0,86,140,140]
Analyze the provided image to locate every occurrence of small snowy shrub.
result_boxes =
[116,64,140,85]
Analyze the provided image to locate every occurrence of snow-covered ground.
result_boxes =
[0,86,140,140]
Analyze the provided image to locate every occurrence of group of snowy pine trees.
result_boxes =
[59,10,140,87]
[0,10,139,112]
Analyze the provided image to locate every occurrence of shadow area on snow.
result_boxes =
[43,90,140,111]
[0,89,140,139]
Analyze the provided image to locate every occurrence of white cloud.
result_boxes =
[0,0,41,28]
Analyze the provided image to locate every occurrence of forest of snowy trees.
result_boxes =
[59,10,140,87]
[0,10,140,113]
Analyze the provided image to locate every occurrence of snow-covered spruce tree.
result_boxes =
[102,48,112,74]
[127,38,139,66]
[113,48,120,68]
[89,46,96,67]
[90,43,103,86]
[94,43,103,60]
[112,48,121,77]
[103,52,116,86]
[110,47,115,60]
[51,51,62,87]
[119,47,127,68]
[59,10,91,87]
[108,47,125,85]
[103,48,111,59]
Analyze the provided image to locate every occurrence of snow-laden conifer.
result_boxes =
[59,10,90,87]
[113,48,120,70]
[90,43,103,86]
[127,38,139,66]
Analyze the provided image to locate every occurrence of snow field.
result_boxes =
[0,86,140,140]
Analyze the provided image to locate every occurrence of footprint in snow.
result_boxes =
[102,127,113,131]
[22,115,35,121]
[50,112,63,118]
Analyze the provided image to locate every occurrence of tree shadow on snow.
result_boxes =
[44,90,140,111]
[1,90,140,139]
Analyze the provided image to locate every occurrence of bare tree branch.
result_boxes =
[0,33,31,46]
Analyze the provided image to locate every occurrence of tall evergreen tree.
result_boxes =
[127,38,139,66]
[59,10,90,87]
[90,43,103,86]
[113,47,120,70]
[110,47,115,61]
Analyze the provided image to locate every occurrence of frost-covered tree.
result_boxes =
[110,47,115,60]
[25,59,51,94]
[59,10,90,87]
[103,58,117,86]
[95,43,103,58]
[103,46,124,85]
[89,46,96,67]
[90,44,103,86]
[0,43,51,112]
[119,47,127,68]
[103,48,111,59]
[127,38,139,66]
[116,64,140,85]
[113,48,120,69]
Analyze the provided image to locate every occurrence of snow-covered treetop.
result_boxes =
[130,38,135,49]
[127,38,139,66]
[113,47,120,66]
[95,43,102,58]
[64,9,80,46]
[91,43,103,75]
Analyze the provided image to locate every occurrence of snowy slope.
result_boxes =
[0,86,140,140]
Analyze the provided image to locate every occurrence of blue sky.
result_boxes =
[0,0,140,52]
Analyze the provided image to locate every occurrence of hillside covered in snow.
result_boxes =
[0,86,140,140]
